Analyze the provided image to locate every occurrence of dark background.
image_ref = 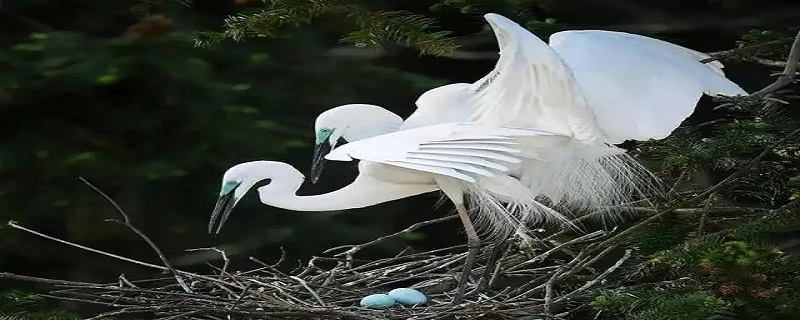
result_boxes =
[1,0,798,315]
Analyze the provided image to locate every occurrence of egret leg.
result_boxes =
[433,178,482,305]
[477,241,507,291]
[452,202,481,305]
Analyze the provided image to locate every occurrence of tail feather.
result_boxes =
[454,140,661,240]
[464,180,574,243]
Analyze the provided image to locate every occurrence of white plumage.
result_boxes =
[209,13,747,304]
[304,15,748,235]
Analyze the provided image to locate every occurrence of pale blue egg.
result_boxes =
[359,293,396,309]
[388,288,427,305]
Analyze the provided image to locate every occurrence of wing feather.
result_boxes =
[548,30,747,143]
[408,149,522,163]
[468,14,600,142]
[392,158,496,178]
[418,143,521,153]
[383,161,477,183]
[325,123,565,183]
[407,153,511,171]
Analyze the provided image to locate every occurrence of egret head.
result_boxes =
[310,104,402,183]
[208,161,267,234]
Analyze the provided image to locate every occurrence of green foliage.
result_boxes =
[727,207,800,240]
[590,290,734,320]
[734,29,796,61]
[195,0,340,47]
[340,9,458,56]
[147,0,569,55]
[131,0,193,15]
[590,28,800,320]
[2,1,798,319]
[431,0,555,15]
[0,1,446,254]
[593,237,800,319]
[431,0,562,35]
[0,290,80,320]
[193,0,458,55]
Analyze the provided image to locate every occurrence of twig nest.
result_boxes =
[388,288,427,305]
[359,293,396,309]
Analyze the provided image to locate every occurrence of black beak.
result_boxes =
[309,141,332,184]
[208,189,238,235]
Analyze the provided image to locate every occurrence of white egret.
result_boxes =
[210,123,584,303]
[308,13,746,214]
[210,13,748,304]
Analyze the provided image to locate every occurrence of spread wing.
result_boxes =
[548,30,747,143]
[467,13,600,142]
[324,122,566,183]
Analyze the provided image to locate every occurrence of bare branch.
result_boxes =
[79,177,192,292]
[6,221,242,290]
[185,247,231,276]
[554,249,632,304]
[324,215,457,266]
[750,31,800,98]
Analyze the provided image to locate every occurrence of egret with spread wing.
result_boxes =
[210,13,747,304]
[210,123,575,303]
[309,13,746,214]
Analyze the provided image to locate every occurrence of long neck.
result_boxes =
[257,168,437,212]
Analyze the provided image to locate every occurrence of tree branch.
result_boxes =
[5,221,243,290]
[79,177,192,293]
[750,30,800,98]
[323,215,457,267]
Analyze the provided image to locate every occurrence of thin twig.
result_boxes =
[507,230,606,272]
[696,193,718,236]
[324,215,457,266]
[750,31,800,98]
[290,276,326,306]
[118,274,139,288]
[554,249,633,304]
[227,283,252,312]
[186,247,230,276]
[543,269,565,313]
[6,221,242,290]
[79,177,192,293]
[702,37,793,64]
[0,272,102,287]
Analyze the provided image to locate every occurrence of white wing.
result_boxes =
[324,122,566,183]
[549,30,747,144]
[467,13,601,142]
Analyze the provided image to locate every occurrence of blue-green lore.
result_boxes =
[219,181,241,196]
[315,127,333,145]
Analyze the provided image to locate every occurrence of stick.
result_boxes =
[702,37,793,64]
[289,276,326,306]
[185,247,230,276]
[79,177,192,293]
[0,272,102,287]
[750,31,800,98]
[226,283,252,312]
[554,249,632,304]
[506,230,606,272]
[6,221,242,290]
[324,215,457,266]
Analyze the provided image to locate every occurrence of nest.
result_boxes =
[0,178,643,319]
[3,213,639,320]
